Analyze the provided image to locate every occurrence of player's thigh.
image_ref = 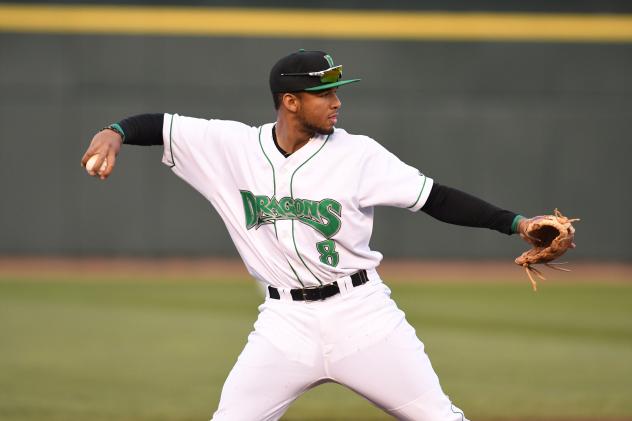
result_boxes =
[211,334,298,420]
[212,303,323,421]
[330,317,467,421]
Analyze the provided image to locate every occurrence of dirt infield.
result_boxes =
[0,256,629,283]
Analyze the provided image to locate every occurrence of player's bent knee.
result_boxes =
[387,392,468,421]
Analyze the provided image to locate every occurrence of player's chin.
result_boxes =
[320,127,334,135]
[317,123,335,135]
[302,119,334,136]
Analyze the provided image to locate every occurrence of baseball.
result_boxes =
[85,154,107,174]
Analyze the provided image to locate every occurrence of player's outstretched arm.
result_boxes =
[81,127,123,180]
[420,182,525,236]
[421,184,579,289]
[419,182,567,246]
[419,183,573,248]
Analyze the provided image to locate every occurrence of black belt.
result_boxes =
[268,270,369,302]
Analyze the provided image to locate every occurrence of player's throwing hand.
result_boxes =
[81,125,124,179]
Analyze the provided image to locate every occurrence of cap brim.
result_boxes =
[304,78,361,92]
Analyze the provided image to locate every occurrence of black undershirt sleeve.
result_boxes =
[117,113,164,145]
[421,182,519,235]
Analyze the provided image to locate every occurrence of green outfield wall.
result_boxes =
[0,4,631,260]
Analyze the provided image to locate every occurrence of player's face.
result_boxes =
[296,88,341,135]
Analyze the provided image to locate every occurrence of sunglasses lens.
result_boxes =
[320,66,342,83]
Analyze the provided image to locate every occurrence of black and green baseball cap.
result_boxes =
[269,50,361,94]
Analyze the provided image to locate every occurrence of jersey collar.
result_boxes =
[261,123,329,170]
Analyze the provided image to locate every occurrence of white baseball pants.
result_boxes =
[211,275,468,421]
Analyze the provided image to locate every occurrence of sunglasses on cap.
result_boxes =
[280,65,343,84]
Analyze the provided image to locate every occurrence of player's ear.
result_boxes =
[282,93,300,113]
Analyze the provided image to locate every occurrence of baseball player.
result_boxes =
[82,50,539,421]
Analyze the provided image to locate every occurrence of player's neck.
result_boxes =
[274,117,313,155]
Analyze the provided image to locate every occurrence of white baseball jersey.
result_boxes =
[159,113,469,421]
[161,113,433,289]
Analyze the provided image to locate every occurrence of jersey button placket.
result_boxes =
[276,164,301,277]
[275,164,292,246]
[277,167,290,193]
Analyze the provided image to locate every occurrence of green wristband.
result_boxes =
[511,215,525,234]
[101,123,125,142]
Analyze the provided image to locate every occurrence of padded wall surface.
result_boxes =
[1,33,630,259]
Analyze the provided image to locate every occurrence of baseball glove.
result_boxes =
[515,209,579,291]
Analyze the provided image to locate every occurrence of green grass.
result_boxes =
[1,276,631,420]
